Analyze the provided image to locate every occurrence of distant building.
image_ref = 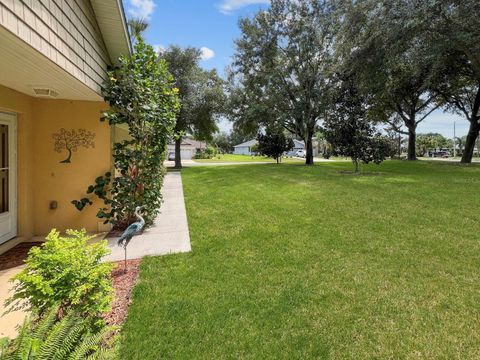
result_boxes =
[234,138,317,156]
[233,140,258,155]
[167,139,207,160]
[285,139,308,157]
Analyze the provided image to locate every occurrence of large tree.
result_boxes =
[339,0,439,160]
[420,0,480,163]
[229,0,335,165]
[159,46,225,168]
[433,60,480,162]
[212,132,232,154]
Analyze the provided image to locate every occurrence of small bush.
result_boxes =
[193,145,217,159]
[7,229,113,322]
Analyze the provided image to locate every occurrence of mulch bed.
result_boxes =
[0,242,44,271]
[104,259,142,326]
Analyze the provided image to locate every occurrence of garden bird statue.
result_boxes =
[117,206,145,273]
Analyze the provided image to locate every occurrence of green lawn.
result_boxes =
[120,161,480,359]
[193,153,303,163]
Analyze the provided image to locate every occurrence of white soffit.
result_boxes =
[0,26,102,101]
[90,0,132,64]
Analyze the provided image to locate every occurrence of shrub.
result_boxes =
[0,338,7,358]
[193,145,217,159]
[6,229,113,322]
[323,73,390,172]
[257,130,294,163]
[0,306,117,360]
[72,38,179,229]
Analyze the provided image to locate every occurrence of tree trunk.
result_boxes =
[461,85,480,163]
[354,159,359,173]
[398,134,402,157]
[305,135,314,166]
[60,148,72,163]
[174,137,182,169]
[407,127,417,161]
[461,120,479,163]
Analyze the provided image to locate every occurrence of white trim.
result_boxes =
[0,112,17,245]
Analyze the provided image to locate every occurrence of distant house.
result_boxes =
[233,140,258,155]
[285,139,307,157]
[234,138,317,156]
[167,138,207,160]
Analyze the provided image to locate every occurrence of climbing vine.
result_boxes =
[72,38,179,229]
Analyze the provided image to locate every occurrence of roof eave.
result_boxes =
[117,0,133,54]
[90,0,132,66]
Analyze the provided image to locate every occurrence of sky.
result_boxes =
[123,0,469,139]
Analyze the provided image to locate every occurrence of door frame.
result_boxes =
[0,112,17,244]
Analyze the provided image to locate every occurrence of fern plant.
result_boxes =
[0,306,117,360]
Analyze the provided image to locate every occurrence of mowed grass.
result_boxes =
[120,161,480,359]
[193,153,303,163]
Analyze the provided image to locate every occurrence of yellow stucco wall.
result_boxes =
[0,85,111,241]
[32,98,110,235]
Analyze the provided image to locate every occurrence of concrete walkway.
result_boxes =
[0,266,26,338]
[104,172,191,261]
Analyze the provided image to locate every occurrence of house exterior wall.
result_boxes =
[233,146,251,155]
[32,97,110,235]
[0,85,110,246]
[0,0,110,94]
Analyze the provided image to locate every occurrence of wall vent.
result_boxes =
[33,88,59,98]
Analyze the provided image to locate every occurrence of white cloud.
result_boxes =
[128,0,156,20]
[218,0,270,14]
[200,47,215,60]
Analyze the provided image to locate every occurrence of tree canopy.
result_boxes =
[227,0,480,163]
[336,0,440,160]
[159,46,225,168]
[229,0,336,165]
[257,130,294,163]
[323,72,392,172]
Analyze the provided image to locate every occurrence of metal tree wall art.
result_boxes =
[52,128,95,163]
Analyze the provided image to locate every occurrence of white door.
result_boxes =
[0,112,16,244]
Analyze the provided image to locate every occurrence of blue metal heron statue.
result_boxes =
[117,206,145,272]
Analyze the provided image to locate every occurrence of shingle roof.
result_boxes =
[293,139,304,148]
[234,139,258,148]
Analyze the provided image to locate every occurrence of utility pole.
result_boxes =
[453,121,456,158]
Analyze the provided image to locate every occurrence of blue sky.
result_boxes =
[123,0,469,138]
